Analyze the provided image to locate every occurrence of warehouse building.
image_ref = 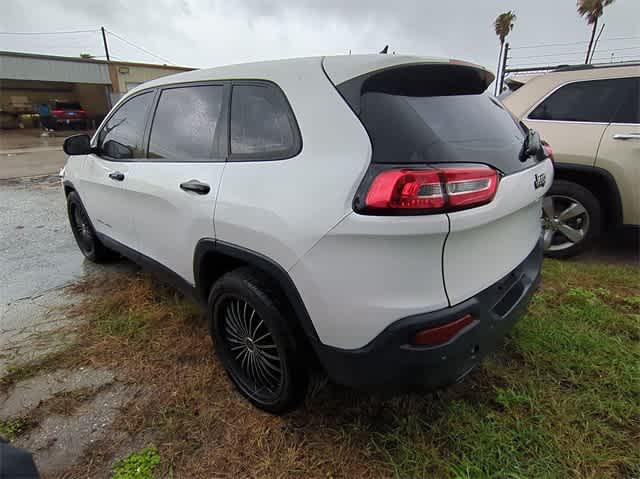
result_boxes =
[0,51,192,128]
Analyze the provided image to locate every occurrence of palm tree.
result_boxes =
[577,0,615,64]
[493,11,516,94]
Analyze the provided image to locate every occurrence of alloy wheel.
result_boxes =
[542,195,590,252]
[220,297,284,401]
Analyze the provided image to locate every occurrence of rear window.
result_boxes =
[229,83,301,160]
[343,64,531,174]
[404,95,523,146]
[148,85,225,161]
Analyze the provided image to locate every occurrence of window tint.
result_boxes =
[529,78,634,123]
[230,84,299,159]
[611,78,639,124]
[148,85,224,160]
[99,92,153,159]
[359,92,527,174]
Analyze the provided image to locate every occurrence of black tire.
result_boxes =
[66,191,115,263]
[543,180,602,259]
[208,267,308,414]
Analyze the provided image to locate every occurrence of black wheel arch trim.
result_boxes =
[552,163,623,228]
[63,180,99,233]
[63,179,76,195]
[193,239,320,344]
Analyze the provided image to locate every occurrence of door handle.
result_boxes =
[613,133,640,140]
[108,171,125,181]
[180,179,211,195]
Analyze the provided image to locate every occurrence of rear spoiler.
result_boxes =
[327,61,495,116]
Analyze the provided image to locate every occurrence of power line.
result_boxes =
[0,27,176,65]
[105,29,174,65]
[596,35,640,42]
[591,53,640,61]
[511,50,592,60]
[510,46,640,60]
[595,45,640,52]
[510,35,640,50]
[0,29,98,35]
[511,40,588,50]
[507,55,640,68]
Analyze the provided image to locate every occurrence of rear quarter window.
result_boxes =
[229,83,301,161]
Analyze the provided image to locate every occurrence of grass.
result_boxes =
[3,260,638,478]
[112,446,161,479]
[0,417,33,441]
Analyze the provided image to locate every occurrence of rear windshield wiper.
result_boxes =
[519,129,546,163]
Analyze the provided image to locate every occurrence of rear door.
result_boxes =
[80,91,154,248]
[595,77,640,225]
[444,159,552,304]
[524,78,633,167]
[123,83,228,283]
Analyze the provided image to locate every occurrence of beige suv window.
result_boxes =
[528,78,637,124]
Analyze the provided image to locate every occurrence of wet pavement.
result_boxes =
[0,175,95,307]
[0,175,96,376]
[0,129,93,179]
[0,174,137,376]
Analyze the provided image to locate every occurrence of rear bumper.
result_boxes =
[315,236,543,389]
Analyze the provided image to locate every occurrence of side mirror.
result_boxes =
[63,134,92,156]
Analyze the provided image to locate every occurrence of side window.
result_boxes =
[148,85,225,160]
[98,92,153,159]
[611,78,639,124]
[529,78,634,123]
[230,83,300,159]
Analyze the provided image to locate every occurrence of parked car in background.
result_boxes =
[61,54,552,413]
[46,101,88,130]
[503,63,639,258]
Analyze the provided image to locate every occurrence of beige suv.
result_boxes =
[503,63,639,258]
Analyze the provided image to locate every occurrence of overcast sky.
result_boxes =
[1,0,639,72]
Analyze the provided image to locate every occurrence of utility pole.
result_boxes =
[498,42,509,95]
[101,26,110,62]
[494,42,504,96]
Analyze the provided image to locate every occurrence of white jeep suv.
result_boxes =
[61,55,553,413]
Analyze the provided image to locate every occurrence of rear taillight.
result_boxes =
[365,169,445,210]
[542,141,554,163]
[51,109,64,116]
[357,165,498,215]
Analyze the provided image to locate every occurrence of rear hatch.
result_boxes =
[325,57,552,306]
